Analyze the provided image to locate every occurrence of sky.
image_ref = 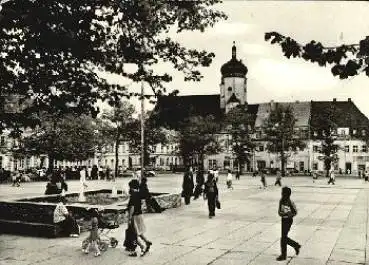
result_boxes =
[103,1,369,117]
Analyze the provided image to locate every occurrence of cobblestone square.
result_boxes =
[0,174,368,265]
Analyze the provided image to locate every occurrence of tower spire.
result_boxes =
[232,41,236,59]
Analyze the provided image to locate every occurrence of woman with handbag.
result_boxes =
[203,172,219,219]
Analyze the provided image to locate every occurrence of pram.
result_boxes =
[82,209,120,252]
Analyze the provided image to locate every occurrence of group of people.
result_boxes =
[52,174,161,258]
[182,167,222,218]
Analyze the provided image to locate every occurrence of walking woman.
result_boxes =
[127,179,152,257]
[276,186,301,261]
[182,167,194,205]
[203,173,219,219]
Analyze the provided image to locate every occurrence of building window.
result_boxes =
[259,145,264,152]
[345,145,350,152]
[362,146,367,153]
[0,156,2,168]
[313,145,319,152]
[353,129,357,135]
[209,159,217,169]
[313,163,318,170]
[160,157,164,166]
[353,146,358,153]
[0,136,5,146]
[362,130,366,136]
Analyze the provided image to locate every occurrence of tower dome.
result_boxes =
[220,41,248,78]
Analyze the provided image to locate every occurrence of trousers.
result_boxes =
[280,218,299,257]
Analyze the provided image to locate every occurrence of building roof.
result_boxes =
[152,95,369,132]
[220,42,248,78]
[254,101,311,128]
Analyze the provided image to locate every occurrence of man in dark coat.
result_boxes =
[193,168,205,199]
[182,167,194,205]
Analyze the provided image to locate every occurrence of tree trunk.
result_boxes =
[48,155,54,173]
[114,129,120,181]
[198,153,204,172]
[281,151,285,177]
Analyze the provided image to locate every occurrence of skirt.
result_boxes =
[133,214,146,236]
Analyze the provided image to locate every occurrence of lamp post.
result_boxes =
[140,67,145,181]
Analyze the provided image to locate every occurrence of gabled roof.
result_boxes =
[254,101,311,128]
[310,100,369,130]
[152,95,369,132]
[151,94,222,129]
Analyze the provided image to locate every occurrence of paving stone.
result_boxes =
[329,248,366,264]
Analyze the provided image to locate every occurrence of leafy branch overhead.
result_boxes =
[265,32,369,79]
[0,0,227,131]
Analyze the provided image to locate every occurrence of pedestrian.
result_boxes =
[276,186,301,261]
[226,169,233,190]
[260,170,267,188]
[364,169,369,182]
[203,173,219,219]
[11,171,21,187]
[127,179,152,257]
[53,196,80,237]
[139,177,164,213]
[193,168,205,199]
[328,168,335,185]
[235,170,240,180]
[213,167,219,183]
[182,166,194,205]
[82,209,101,257]
[312,170,318,183]
[275,170,282,186]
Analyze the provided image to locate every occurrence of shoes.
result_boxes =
[276,255,286,261]
[70,234,79,238]
[146,242,152,252]
[295,244,301,255]
[94,252,101,257]
[128,252,137,257]
[82,249,89,254]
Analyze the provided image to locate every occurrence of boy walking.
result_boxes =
[277,186,301,261]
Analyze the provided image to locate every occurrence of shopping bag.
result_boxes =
[123,224,137,251]
[216,199,221,209]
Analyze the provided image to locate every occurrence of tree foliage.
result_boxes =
[224,107,255,173]
[98,101,135,177]
[263,105,306,176]
[265,32,369,79]
[129,112,169,167]
[0,0,227,132]
[177,115,222,168]
[16,113,98,169]
[311,104,340,176]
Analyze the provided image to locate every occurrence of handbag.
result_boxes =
[216,199,221,209]
[123,224,137,251]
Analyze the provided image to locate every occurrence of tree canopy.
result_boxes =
[16,113,98,169]
[224,107,255,173]
[0,0,227,132]
[265,32,369,79]
[177,115,222,168]
[263,104,306,176]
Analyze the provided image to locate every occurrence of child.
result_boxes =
[226,170,233,190]
[82,209,101,257]
[275,170,282,186]
[276,186,301,261]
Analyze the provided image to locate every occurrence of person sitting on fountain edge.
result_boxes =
[53,196,80,237]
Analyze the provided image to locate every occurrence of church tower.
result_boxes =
[220,42,248,113]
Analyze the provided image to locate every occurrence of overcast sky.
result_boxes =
[105,1,369,117]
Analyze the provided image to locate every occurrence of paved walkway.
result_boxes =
[0,175,369,265]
